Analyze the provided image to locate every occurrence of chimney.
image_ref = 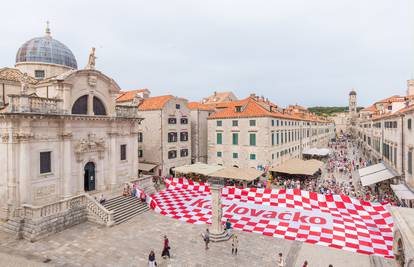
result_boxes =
[214,91,217,96]
[250,93,256,98]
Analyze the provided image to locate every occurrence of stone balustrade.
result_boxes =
[84,194,114,226]
[115,105,139,118]
[22,194,87,220]
[7,94,63,114]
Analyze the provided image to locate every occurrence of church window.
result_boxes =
[40,151,51,174]
[93,96,106,115]
[72,95,88,114]
[34,70,45,80]
[120,144,127,160]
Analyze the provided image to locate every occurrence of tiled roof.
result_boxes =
[360,105,377,112]
[138,95,173,111]
[187,102,215,111]
[202,91,237,104]
[116,89,149,103]
[208,96,327,122]
[0,68,38,84]
[376,95,405,103]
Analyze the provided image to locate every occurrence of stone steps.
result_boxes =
[103,196,148,225]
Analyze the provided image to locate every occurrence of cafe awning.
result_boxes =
[173,162,224,176]
[302,148,331,157]
[270,158,324,176]
[138,162,157,172]
[210,166,264,182]
[391,184,414,200]
[358,163,398,187]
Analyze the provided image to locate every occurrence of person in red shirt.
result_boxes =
[161,235,170,259]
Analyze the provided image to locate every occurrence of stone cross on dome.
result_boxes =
[45,21,51,36]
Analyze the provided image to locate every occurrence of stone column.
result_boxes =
[208,180,231,242]
[210,183,224,235]
[62,132,73,198]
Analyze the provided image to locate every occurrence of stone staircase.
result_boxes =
[103,196,149,225]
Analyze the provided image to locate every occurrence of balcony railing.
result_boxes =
[115,105,139,118]
[7,94,63,114]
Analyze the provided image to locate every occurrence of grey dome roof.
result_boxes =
[349,90,356,96]
[16,35,77,69]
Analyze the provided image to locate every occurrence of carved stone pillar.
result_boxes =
[87,93,94,116]
[17,133,32,205]
[108,132,118,191]
[62,132,73,198]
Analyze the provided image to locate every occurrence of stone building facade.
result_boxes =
[207,95,335,169]
[188,102,214,164]
[0,26,141,240]
[118,93,192,176]
[353,80,414,207]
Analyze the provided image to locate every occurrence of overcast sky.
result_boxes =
[1,0,413,107]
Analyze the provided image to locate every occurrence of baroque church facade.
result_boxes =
[0,25,141,238]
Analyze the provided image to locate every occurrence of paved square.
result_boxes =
[0,211,395,267]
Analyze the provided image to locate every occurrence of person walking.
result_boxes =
[161,235,170,259]
[231,234,238,255]
[202,228,210,249]
[302,260,308,267]
[277,252,285,267]
[225,219,232,237]
[148,250,157,267]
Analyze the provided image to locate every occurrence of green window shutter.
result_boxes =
[250,153,256,160]
[232,133,238,145]
[249,133,256,146]
[217,151,222,157]
[217,133,222,144]
[272,133,274,146]
[232,152,238,159]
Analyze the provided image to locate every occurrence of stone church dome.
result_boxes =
[15,24,77,69]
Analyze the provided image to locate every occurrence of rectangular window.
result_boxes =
[138,132,143,143]
[408,119,412,130]
[276,120,279,127]
[276,132,280,145]
[217,151,222,157]
[168,150,177,159]
[249,133,256,146]
[40,151,51,174]
[217,120,222,127]
[168,118,177,124]
[272,120,274,126]
[232,120,238,127]
[408,151,413,174]
[232,133,238,145]
[249,120,256,126]
[120,144,127,160]
[271,133,275,146]
[176,104,181,109]
[232,152,238,159]
[168,132,178,142]
[180,118,188,124]
[216,133,222,144]
[180,132,188,141]
[249,153,256,160]
[35,70,45,80]
[138,149,143,158]
[180,149,188,157]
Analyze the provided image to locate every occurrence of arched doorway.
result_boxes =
[84,162,96,192]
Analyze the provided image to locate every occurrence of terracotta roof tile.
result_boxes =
[116,89,150,102]
[376,95,405,103]
[138,95,173,111]
[187,102,215,111]
[361,105,377,112]
[0,68,38,84]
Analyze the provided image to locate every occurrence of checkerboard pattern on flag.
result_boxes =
[148,178,394,258]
